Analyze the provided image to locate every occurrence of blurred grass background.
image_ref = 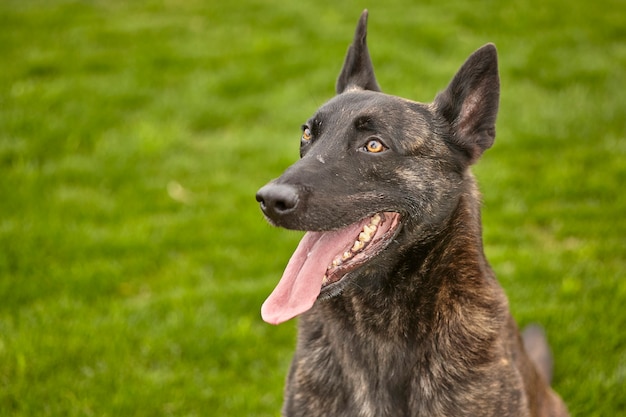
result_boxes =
[0,0,624,415]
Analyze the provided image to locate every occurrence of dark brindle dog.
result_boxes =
[255,10,569,417]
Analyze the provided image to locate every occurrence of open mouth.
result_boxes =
[261,212,402,325]
[321,212,401,290]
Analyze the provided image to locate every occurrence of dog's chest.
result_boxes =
[289,318,441,416]
[287,310,528,417]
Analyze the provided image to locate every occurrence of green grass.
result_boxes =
[0,0,624,415]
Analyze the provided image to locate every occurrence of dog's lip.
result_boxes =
[320,211,402,292]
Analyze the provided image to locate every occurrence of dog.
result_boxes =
[255,10,569,417]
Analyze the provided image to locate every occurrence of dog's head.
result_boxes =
[256,10,500,324]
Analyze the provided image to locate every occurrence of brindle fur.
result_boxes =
[256,10,568,417]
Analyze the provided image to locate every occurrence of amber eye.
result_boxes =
[365,139,386,153]
[302,127,312,142]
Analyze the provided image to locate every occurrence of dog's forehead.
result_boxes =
[312,90,432,127]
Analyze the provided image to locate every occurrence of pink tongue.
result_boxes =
[261,221,367,325]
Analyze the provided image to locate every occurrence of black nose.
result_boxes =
[256,183,300,219]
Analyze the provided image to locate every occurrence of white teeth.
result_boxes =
[322,275,328,285]
[364,224,377,235]
[355,216,379,246]
[328,258,342,270]
[351,240,365,252]
[326,213,384,273]
[359,224,377,242]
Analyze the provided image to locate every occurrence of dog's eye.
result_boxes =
[364,139,386,153]
[302,127,312,142]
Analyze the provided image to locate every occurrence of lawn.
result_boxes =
[0,0,624,415]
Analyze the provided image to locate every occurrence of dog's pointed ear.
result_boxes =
[434,44,500,164]
[336,10,381,94]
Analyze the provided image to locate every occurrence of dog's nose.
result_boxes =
[256,183,300,218]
